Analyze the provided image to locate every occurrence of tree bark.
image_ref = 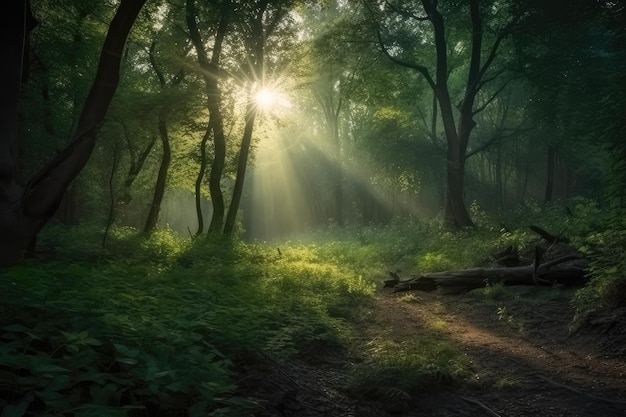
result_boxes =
[315,84,344,226]
[144,116,171,233]
[186,0,230,235]
[0,0,146,266]
[544,145,556,205]
[224,0,276,236]
[224,101,257,235]
[389,253,586,294]
[120,135,156,205]
[195,127,210,236]
[374,0,515,228]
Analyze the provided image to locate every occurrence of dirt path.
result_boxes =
[238,286,626,416]
[368,287,626,417]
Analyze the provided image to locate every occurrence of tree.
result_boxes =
[186,0,231,235]
[18,0,114,225]
[0,0,147,266]
[306,1,361,226]
[363,0,519,228]
[143,37,183,233]
[509,0,619,207]
[223,0,295,235]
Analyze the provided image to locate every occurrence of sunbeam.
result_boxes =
[242,107,429,241]
[255,88,277,108]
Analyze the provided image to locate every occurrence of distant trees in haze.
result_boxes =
[1,0,623,265]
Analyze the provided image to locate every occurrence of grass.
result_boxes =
[1,225,380,416]
[349,336,468,400]
[0,197,621,415]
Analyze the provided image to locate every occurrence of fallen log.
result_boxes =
[529,225,570,244]
[491,245,522,267]
[391,250,586,293]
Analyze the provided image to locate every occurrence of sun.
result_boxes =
[254,86,292,111]
[255,88,278,109]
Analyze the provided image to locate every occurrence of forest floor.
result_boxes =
[236,285,626,417]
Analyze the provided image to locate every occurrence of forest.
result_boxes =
[1,0,625,416]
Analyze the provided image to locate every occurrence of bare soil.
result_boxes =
[236,286,626,416]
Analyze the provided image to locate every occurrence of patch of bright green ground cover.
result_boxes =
[4,198,610,415]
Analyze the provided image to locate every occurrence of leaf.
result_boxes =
[30,360,70,375]
[72,406,129,417]
[187,401,210,417]
[44,374,72,392]
[1,404,28,417]
[90,383,120,406]
[64,348,98,368]
[81,336,102,346]
[1,324,31,333]
[36,388,66,402]
[1,393,34,417]
[76,370,106,385]
[25,332,42,341]
[116,356,139,366]
[114,343,140,358]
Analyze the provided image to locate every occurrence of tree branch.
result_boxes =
[384,0,429,21]
[472,77,516,115]
[363,0,436,89]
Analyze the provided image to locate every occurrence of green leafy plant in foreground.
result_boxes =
[348,336,468,403]
[1,226,378,416]
[572,223,626,326]
[1,198,619,415]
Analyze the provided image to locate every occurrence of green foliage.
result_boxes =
[481,282,510,301]
[0,266,245,416]
[1,226,377,415]
[349,336,468,400]
[502,197,607,245]
[3,198,622,414]
[573,223,626,322]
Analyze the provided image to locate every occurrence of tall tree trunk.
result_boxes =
[330,113,344,226]
[495,144,504,211]
[224,0,276,236]
[427,0,475,228]
[119,135,156,206]
[207,111,226,234]
[375,0,514,228]
[194,127,210,235]
[103,143,119,248]
[144,117,171,233]
[224,102,257,235]
[544,145,556,205]
[444,144,473,227]
[0,0,146,266]
[186,0,230,235]
[316,89,344,226]
[55,184,81,225]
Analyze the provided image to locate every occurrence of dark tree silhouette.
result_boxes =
[0,0,147,266]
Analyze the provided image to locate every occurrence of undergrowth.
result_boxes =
[1,196,620,415]
[1,226,374,416]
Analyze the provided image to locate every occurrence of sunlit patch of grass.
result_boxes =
[417,252,455,272]
[349,335,469,399]
[479,282,511,301]
[494,376,519,390]
[431,300,445,315]
[1,226,381,415]
[496,306,527,336]
[6,201,611,414]
[427,317,448,331]
[398,293,420,303]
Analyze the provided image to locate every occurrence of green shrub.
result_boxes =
[5,204,618,415]
[573,223,626,324]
